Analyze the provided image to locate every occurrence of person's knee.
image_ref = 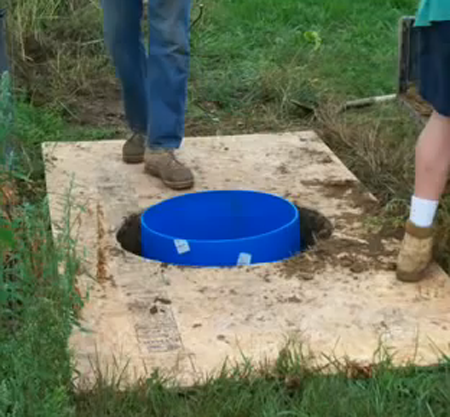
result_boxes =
[149,0,190,54]
[166,25,190,55]
[416,112,450,171]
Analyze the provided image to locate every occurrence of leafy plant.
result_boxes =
[304,30,322,51]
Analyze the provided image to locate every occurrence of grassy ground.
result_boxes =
[4,0,450,416]
[0,101,114,417]
[75,359,450,417]
[0,200,76,417]
[189,0,414,124]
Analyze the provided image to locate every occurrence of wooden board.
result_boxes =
[43,132,450,388]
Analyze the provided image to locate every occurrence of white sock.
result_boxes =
[409,196,439,228]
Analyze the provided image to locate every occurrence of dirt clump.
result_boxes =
[277,164,290,175]
[116,211,143,256]
[296,206,333,249]
[285,295,303,303]
[154,297,172,305]
[302,148,333,164]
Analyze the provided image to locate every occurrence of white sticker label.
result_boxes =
[174,239,190,255]
[237,253,252,266]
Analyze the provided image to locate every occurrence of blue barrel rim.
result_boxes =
[141,190,299,244]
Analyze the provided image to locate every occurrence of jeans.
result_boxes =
[102,0,191,149]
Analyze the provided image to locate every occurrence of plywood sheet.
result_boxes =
[43,132,450,387]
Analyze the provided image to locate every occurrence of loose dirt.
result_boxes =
[116,211,143,257]
[278,176,401,280]
[96,202,109,283]
[301,178,378,215]
[278,231,397,281]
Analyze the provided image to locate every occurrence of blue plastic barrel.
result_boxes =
[141,190,301,267]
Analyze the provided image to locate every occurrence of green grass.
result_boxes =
[74,361,450,417]
[0,91,110,416]
[4,0,450,416]
[188,0,417,128]
[2,0,418,127]
[2,0,108,110]
[11,101,117,201]
[0,196,80,417]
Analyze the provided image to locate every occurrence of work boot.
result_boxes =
[396,220,434,283]
[144,149,194,190]
[122,133,145,164]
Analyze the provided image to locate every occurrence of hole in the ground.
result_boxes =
[116,191,333,267]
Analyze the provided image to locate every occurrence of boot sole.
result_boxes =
[123,154,144,164]
[396,267,429,283]
[144,166,194,190]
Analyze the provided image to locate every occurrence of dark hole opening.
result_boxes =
[116,205,333,260]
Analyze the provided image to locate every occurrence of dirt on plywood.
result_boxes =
[96,202,113,284]
[278,227,398,280]
[299,146,334,164]
[279,179,400,280]
[301,178,378,215]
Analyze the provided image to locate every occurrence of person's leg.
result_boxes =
[397,22,450,282]
[397,113,450,282]
[102,0,147,163]
[144,0,194,190]
[147,0,191,150]
[414,112,450,204]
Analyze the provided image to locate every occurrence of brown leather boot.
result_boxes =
[144,149,194,190]
[122,133,145,164]
[396,220,434,283]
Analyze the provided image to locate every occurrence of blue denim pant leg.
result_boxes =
[101,0,191,150]
[102,0,148,134]
[148,0,191,149]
